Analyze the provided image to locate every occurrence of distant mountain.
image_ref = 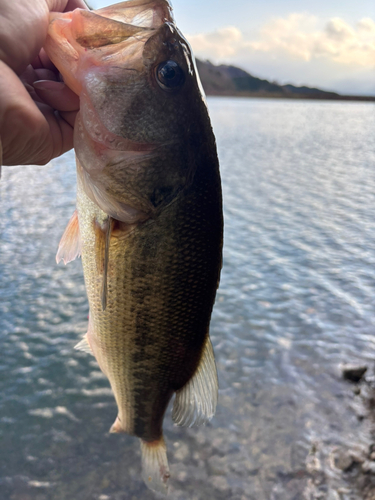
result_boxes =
[196,59,375,102]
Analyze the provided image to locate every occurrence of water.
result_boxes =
[0,98,374,499]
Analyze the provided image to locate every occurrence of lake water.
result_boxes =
[1,97,375,499]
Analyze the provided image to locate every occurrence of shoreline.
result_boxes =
[205,91,375,102]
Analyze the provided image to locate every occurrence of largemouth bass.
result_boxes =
[44,0,223,493]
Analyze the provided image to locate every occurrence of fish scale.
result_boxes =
[47,0,222,493]
[77,156,221,434]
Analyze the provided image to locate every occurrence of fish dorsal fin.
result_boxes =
[140,436,170,494]
[56,210,81,264]
[172,336,218,427]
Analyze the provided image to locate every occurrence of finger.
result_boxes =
[0,61,51,165]
[55,112,75,156]
[37,49,57,71]
[46,0,89,13]
[33,80,80,112]
[34,68,57,81]
[60,110,78,128]
[65,0,89,11]
[31,54,44,70]
[35,103,74,160]
[20,65,39,86]
[24,82,45,104]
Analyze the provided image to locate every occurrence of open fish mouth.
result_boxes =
[45,0,178,95]
[61,0,175,49]
[92,0,174,29]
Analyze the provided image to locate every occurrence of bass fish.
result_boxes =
[45,0,223,493]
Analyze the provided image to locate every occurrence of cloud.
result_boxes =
[186,26,243,60]
[187,14,375,67]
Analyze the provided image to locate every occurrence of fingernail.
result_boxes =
[33,80,66,91]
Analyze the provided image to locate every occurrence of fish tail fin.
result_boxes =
[140,436,170,494]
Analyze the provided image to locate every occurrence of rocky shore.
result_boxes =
[304,364,375,500]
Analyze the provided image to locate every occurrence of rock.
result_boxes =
[209,475,230,492]
[174,443,189,462]
[207,455,228,476]
[339,363,367,382]
[361,460,375,473]
[330,448,354,471]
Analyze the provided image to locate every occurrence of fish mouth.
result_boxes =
[45,0,176,95]
[94,0,174,29]
[68,0,175,50]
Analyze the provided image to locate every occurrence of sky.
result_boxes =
[90,0,375,95]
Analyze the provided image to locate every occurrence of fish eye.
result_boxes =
[156,60,185,91]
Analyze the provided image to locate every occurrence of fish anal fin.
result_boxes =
[74,334,93,355]
[172,336,218,427]
[74,316,94,355]
[141,437,170,494]
[109,415,127,434]
[56,210,81,265]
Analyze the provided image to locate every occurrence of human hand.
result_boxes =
[0,0,88,166]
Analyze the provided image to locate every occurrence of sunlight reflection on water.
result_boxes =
[0,98,375,499]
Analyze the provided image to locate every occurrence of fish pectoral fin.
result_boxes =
[141,437,170,494]
[172,336,218,428]
[94,216,114,311]
[74,333,93,355]
[56,210,81,265]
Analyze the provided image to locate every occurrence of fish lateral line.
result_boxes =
[101,215,113,311]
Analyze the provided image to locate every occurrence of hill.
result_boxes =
[196,59,375,102]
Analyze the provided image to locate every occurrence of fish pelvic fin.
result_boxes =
[56,210,81,264]
[172,335,218,427]
[141,437,170,494]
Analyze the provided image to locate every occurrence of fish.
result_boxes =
[44,0,223,493]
